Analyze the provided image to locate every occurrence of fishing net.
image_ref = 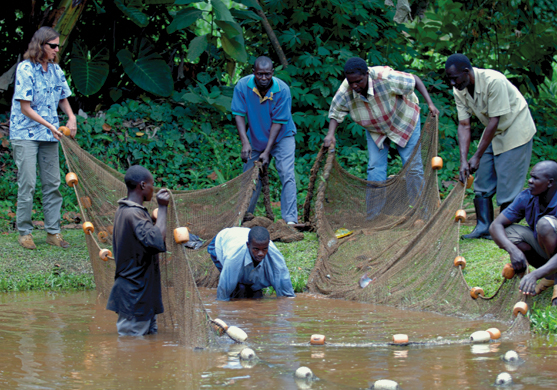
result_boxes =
[60,136,263,348]
[304,114,530,327]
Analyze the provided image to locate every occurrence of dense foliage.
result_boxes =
[1,0,557,223]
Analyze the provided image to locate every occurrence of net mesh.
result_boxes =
[60,112,530,348]
[60,136,260,347]
[304,114,530,325]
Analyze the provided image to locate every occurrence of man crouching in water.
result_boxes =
[490,160,557,305]
[208,226,296,301]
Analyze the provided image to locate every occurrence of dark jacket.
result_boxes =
[106,199,166,320]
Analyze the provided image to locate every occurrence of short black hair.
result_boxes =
[445,53,472,72]
[248,226,270,244]
[344,57,368,76]
[124,165,152,191]
[254,56,273,70]
[536,160,557,181]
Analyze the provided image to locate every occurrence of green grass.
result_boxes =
[0,229,94,292]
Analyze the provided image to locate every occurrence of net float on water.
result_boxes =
[98,231,108,243]
[226,326,247,343]
[240,347,256,361]
[502,263,515,279]
[65,172,78,187]
[173,227,190,244]
[486,328,501,340]
[59,126,71,136]
[80,196,92,209]
[392,334,408,344]
[310,334,325,345]
[454,256,466,269]
[502,350,520,363]
[431,156,443,170]
[470,287,484,299]
[294,366,313,380]
[212,318,228,336]
[494,372,512,386]
[82,222,94,235]
[513,302,528,317]
[470,330,491,343]
[370,379,400,389]
[455,209,467,222]
[99,249,112,261]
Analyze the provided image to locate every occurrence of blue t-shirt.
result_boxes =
[503,189,557,239]
[10,60,72,142]
[231,75,296,151]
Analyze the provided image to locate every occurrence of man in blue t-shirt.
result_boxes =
[490,160,557,306]
[231,56,298,224]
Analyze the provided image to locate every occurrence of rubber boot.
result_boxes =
[462,197,494,240]
[499,201,512,213]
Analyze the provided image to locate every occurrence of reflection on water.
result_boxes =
[0,290,556,389]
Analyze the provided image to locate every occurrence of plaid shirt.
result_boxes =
[328,66,420,149]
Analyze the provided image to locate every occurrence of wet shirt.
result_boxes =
[10,60,72,142]
[453,68,536,155]
[328,66,420,150]
[231,75,296,152]
[106,199,166,320]
[214,227,296,301]
[503,189,557,239]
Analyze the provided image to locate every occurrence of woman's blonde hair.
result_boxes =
[23,26,60,64]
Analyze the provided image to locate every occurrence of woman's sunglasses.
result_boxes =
[45,43,60,49]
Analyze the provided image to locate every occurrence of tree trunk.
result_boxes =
[254,0,289,68]
[46,0,89,57]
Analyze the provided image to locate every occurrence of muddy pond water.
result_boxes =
[0,289,556,389]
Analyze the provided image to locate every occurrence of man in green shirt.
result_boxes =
[445,54,536,240]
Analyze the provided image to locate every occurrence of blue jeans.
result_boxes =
[365,118,424,218]
[243,135,298,223]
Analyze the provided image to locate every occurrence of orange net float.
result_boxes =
[466,175,474,189]
[392,334,409,344]
[310,334,325,345]
[513,302,528,317]
[431,156,443,170]
[470,287,484,299]
[106,225,113,235]
[65,172,78,187]
[454,256,466,269]
[455,209,467,222]
[82,222,94,235]
[99,249,112,261]
[59,126,71,136]
[98,231,109,243]
[80,196,92,209]
[174,227,190,244]
[486,328,501,340]
[502,263,515,280]
[212,318,228,336]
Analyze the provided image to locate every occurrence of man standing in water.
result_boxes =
[231,56,298,224]
[445,53,536,240]
[106,166,170,335]
[207,226,295,301]
[490,161,557,306]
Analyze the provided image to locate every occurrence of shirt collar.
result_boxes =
[118,197,148,211]
[32,61,51,74]
[247,75,281,103]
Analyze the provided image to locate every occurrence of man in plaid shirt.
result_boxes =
[324,57,438,217]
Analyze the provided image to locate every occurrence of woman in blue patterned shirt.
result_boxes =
[10,26,77,249]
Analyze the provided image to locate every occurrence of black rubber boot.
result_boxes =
[499,201,512,213]
[462,197,494,240]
